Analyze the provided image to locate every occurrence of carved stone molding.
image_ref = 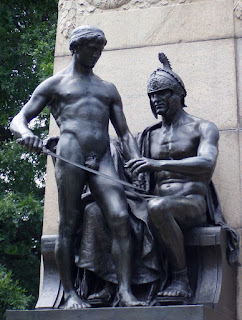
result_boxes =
[59,1,77,38]
[58,0,194,38]
[86,0,131,9]
[234,0,242,20]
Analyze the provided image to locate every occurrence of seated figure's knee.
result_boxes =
[148,197,172,224]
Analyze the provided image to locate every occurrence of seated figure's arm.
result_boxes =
[126,121,219,176]
[109,83,140,160]
[10,77,54,152]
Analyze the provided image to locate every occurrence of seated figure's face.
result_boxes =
[75,39,105,68]
[150,89,172,116]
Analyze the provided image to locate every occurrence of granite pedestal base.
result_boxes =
[6,305,234,320]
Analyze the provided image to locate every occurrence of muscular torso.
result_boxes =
[49,73,113,159]
[150,116,212,197]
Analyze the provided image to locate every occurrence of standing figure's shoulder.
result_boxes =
[92,75,118,93]
[102,79,121,101]
[36,72,66,94]
[102,79,118,91]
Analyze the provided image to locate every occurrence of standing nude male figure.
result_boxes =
[126,53,219,298]
[10,25,145,309]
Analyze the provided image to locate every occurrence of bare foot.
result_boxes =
[60,294,91,309]
[118,291,147,307]
[88,283,115,302]
[158,280,192,298]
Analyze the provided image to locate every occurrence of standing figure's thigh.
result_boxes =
[88,150,129,228]
[55,135,87,232]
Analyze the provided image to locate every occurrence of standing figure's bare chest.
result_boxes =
[51,76,112,123]
[58,77,111,104]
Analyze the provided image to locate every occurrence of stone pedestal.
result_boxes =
[39,0,242,318]
[32,226,236,319]
[5,305,234,320]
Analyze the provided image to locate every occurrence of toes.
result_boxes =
[130,301,147,307]
[158,289,188,298]
[81,301,91,308]
[85,302,91,308]
[158,282,192,298]
[88,293,98,300]
[63,298,91,309]
[119,299,147,307]
[175,290,181,297]
[157,291,164,297]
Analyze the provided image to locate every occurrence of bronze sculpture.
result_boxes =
[10,25,146,309]
[10,27,239,311]
[126,53,219,298]
[75,53,238,305]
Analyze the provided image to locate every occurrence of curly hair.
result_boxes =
[69,26,107,55]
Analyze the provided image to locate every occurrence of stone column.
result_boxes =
[42,0,242,317]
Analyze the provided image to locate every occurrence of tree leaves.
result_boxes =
[0,0,58,128]
[0,192,43,302]
[0,0,58,315]
[0,265,31,320]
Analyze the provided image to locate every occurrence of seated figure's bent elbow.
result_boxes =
[200,157,217,174]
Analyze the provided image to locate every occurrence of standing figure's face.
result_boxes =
[75,40,105,68]
[150,89,172,117]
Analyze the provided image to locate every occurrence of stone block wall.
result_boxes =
[42,0,242,317]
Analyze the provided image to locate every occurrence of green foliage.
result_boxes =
[0,0,58,127]
[0,192,43,297]
[0,265,31,320]
[0,141,46,195]
[0,0,58,316]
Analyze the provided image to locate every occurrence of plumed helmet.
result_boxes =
[147,53,186,118]
[147,53,186,97]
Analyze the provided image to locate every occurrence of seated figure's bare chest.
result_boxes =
[150,124,200,160]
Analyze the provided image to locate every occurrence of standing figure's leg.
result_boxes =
[54,136,91,309]
[148,195,206,298]
[88,151,146,307]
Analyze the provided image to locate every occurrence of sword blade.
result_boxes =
[43,149,156,197]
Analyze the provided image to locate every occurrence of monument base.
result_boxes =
[6,305,233,320]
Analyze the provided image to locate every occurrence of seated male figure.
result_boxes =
[126,53,219,298]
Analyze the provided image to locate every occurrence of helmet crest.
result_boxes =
[147,53,186,97]
[158,52,172,71]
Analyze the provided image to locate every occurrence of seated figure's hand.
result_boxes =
[125,157,162,175]
[44,136,59,153]
[17,134,43,154]
[85,155,99,171]
[132,173,149,192]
